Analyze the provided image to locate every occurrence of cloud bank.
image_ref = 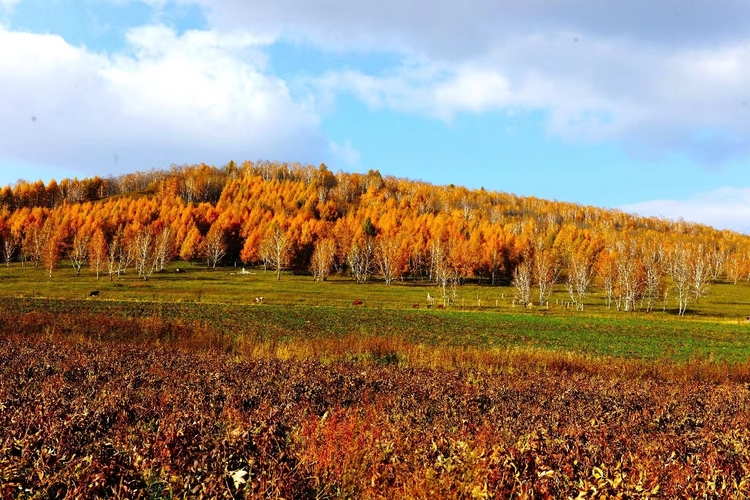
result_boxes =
[0,24,324,178]
[622,188,750,235]
[188,0,750,164]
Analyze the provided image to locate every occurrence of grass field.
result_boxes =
[2,261,750,363]
[3,261,750,317]
[3,262,750,498]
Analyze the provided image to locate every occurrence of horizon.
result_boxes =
[1,1,749,233]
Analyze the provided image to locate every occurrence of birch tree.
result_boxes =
[533,247,560,306]
[346,218,377,284]
[708,246,727,282]
[512,260,532,307]
[310,238,336,282]
[203,224,226,268]
[669,244,692,316]
[133,227,156,280]
[25,222,45,269]
[374,234,403,286]
[347,237,374,283]
[565,252,593,311]
[260,224,291,280]
[613,240,642,312]
[88,229,107,280]
[726,252,744,285]
[689,244,711,302]
[68,230,90,276]
[596,251,616,310]
[2,232,17,267]
[40,219,61,278]
[106,236,120,281]
[430,238,459,306]
[153,226,173,272]
[640,243,664,313]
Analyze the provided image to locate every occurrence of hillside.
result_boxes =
[1,161,749,313]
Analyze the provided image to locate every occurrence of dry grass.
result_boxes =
[2,331,750,498]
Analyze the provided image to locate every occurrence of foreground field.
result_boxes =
[2,331,750,499]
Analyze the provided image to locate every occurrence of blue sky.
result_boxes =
[1,0,749,233]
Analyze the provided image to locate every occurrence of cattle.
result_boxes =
[412,303,420,309]
[353,300,364,306]
[175,268,185,273]
[436,304,445,310]
[254,296,264,304]
[88,290,100,297]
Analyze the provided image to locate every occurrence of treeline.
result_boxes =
[0,163,231,209]
[1,161,749,313]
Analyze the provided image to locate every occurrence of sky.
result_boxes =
[1,1,749,233]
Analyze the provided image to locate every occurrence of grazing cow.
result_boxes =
[254,296,264,304]
[353,299,364,306]
[175,268,185,273]
[88,290,100,297]
[412,303,420,309]
[436,304,445,310]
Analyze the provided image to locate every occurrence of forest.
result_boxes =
[1,161,749,315]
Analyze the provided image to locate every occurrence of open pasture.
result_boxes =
[2,261,750,362]
[2,261,750,318]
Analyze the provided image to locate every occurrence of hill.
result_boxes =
[1,161,749,314]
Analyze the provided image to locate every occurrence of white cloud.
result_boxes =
[171,0,750,165]
[0,24,324,178]
[6,0,750,175]
[621,188,750,234]
[328,139,360,166]
[0,0,22,10]
[183,1,750,58]
[312,33,750,164]
[317,62,512,121]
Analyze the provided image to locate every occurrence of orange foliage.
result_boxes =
[1,162,749,289]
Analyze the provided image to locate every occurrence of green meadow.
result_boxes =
[2,261,750,363]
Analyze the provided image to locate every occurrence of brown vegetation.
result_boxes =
[2,308,750,498]
[1,336,749,498]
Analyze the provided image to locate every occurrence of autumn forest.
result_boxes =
[1,161,748,314]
